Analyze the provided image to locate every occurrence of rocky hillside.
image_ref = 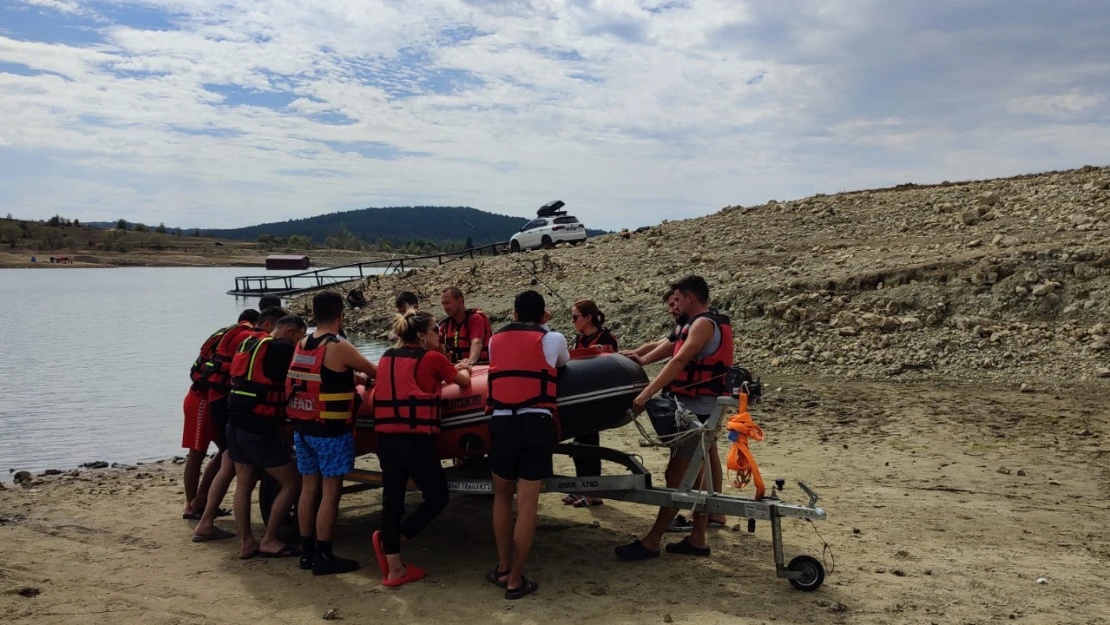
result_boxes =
[313,165,1110,385]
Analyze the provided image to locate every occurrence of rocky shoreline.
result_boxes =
[314,165,1110,386]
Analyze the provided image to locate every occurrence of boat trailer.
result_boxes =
[341,395,829,591]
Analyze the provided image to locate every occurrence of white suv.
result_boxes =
[509,200,588,252]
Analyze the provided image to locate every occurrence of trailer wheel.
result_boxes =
[787,555,825,591]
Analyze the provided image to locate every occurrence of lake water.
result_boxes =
[0,267,387,477]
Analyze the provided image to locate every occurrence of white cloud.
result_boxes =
[0,0,1108,231]
[1009,90,1106,118]
[17,0,86,15]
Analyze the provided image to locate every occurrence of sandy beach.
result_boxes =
[3,376,1107,625]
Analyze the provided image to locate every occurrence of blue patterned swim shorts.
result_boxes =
[294,431,355,478]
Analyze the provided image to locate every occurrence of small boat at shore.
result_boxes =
[352,347,649,459]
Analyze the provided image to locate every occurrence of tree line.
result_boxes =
[0,214,201,252]
[253,222,478,254]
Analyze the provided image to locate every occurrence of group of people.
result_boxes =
[183,292,376,575]
[179,274,735,599]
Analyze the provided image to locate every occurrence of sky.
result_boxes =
[1,0,1108,231]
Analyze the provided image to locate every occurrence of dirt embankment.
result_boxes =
[330,165,1110,386]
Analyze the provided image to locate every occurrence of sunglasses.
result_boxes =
[571,314,586,321]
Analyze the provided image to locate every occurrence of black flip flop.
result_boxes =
[615,539,661,562]
[191,528,235,543]
[486,567,510,589]
[573,497,603,508]
[182,507,231,520]
[504,576,539,600]
[665,537,711,557]
[259,544,301,559]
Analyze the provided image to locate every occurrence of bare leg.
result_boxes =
[298,473,320,539]
[183,449,206,513]
[259,462,301,555]
[687,467,710,550]
[233,463,258,558]
[640,458,692,551]
[189,452,222,512]
[708,441,726,525]
[492,476,516,581]
[194,451,235,538]
[316,477,343,541]
[507,479,542,590]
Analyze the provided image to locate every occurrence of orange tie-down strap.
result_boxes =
[725,393,765,499]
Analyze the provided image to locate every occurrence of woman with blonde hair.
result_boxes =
[370,310,471,586]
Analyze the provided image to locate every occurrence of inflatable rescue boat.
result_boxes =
[353,347,648,459]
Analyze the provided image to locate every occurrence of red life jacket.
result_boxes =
[487,323,558,414]
[371,347,443,435]
[203,322,256,396]
[667,311,734,398]
[575,329,616,350]
[439,308,491,363]
[190,326,230,392]
[228,336,286,418]
[285,335,356,423]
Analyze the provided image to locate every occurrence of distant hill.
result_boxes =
[206,206,608,248]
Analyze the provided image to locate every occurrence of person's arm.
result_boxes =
[467,314,490,364]
[467,337,483,365]
[453,368,471,388]
[335,340,378,379]
[639,337,670,366]
[623,338,663,359]
[544,331,571,368]
[632,318,714,413]
[432,352,471,389]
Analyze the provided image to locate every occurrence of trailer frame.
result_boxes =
[341,395,829,591]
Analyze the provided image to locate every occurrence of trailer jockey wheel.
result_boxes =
[787,555,825,591]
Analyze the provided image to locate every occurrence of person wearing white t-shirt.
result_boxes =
[484,291,569,600]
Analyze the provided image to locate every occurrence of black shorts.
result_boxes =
[225,423,292,469]
[489,413,556,482]
[209,397,229,451]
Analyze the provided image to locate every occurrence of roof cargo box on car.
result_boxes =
[537,200,566,217]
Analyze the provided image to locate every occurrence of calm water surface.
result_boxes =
[0,267,386,476]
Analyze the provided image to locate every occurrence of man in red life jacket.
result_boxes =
[623,289,727,532]
[225,314,306,559]
[439,287,492,365]
[486,290,569,600]
[288,291,378,575]
[192,306,285,541]
[616,276,734,561]
[181,309,260,520]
